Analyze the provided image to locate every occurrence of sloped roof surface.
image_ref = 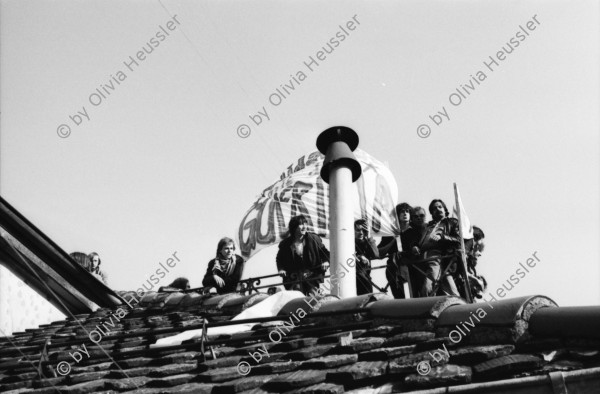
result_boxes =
[0,196,124,315]
[1,291,600,393]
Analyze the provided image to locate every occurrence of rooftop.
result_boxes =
[1,195,600,393]
[1,290,600,393]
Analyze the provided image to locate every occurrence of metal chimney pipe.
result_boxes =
[316,126,362,298]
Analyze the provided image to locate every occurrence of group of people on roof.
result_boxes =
[375,200,486,300]
[200,217,331,296]
[199,197,486,300]
[75,199,485,300]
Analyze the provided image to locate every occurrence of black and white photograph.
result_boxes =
[0,0,599,392]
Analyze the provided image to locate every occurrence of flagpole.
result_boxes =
[453,183,473,303]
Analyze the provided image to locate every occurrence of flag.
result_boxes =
[237,149,399,259]
[453,183,474,239]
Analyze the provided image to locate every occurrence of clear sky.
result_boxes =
[1,0,599,309]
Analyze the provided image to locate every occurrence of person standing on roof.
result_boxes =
[378,203,409,297]
[464,226,487,299]
[87,252,108,284]
[403,206,430,297]
[354,219,379,295]
[276,215,330,295]
[466,226,485,275]
[412,199,461,296]
[202,237,246,294]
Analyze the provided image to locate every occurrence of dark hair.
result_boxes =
[395,202,413,220]
[354,219,368,234]
[70,252,88,267]
[267,286,280,295]
[473,226,485,241]
[288,215,308,236]
[428,199,449,217]
[354,218,367,227]
[216,237,236,256]
[169,277,190,290]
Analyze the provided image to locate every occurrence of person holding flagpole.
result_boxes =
[413,199,461,297]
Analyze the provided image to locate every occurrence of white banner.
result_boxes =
[453,183,474,240]
[237,149,399,259]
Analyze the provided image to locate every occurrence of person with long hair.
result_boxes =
[87,252,108,284]
[412,199,461,296]
[202,237,245,294]
[378,203,424,298]
[276,215,329,295]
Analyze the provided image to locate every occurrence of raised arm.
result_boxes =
[202,259,223,288]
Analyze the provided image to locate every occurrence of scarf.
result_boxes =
[215,256,236,276]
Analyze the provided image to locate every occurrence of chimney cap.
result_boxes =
[316,126,359,154]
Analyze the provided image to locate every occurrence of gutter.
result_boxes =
[408,366,600,393]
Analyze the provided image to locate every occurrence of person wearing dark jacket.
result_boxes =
[202,237,245,294]
[276,215,329,295]
[412,199,461,296]
[354,219,379,295]
[379,203,414,257]
[378,204,427,298]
